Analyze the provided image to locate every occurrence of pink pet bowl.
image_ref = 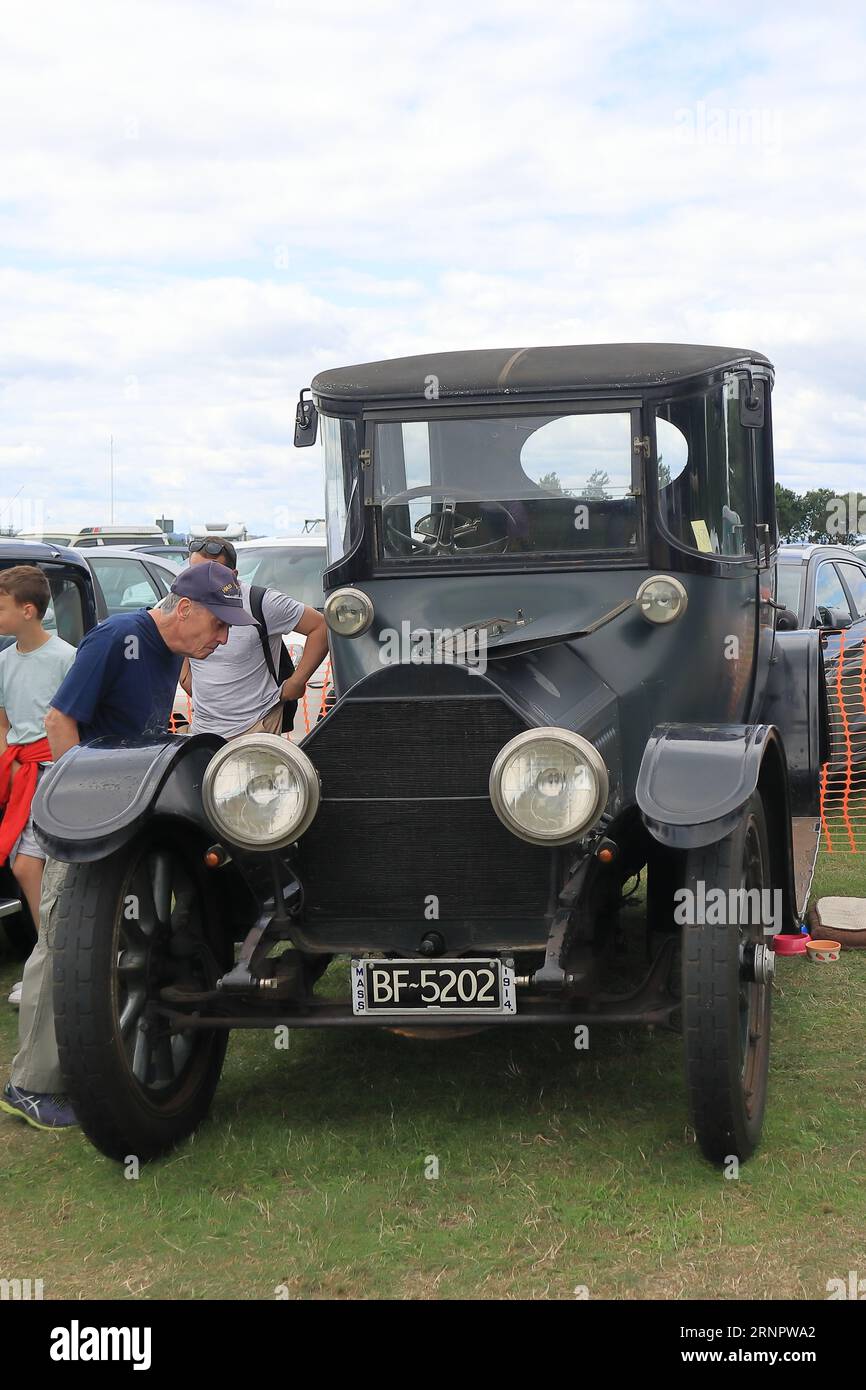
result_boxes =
[772,933,809,956]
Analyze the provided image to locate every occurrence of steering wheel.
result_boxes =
[382,485,516,556]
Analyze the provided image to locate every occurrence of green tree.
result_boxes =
[774,484,863,544]
[538,470,575,496]
[774,484,806,541]
[582,469,610,500]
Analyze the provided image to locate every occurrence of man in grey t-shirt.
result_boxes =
[180,540,329,739]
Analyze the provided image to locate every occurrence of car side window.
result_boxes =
[43,577,86,646]
[655,375,756,558]
[814,562,851,625]
[836,563,866,619]
[88,558,162,613]
[147,565,176,593]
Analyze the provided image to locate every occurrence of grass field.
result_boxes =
[1,846,864,1301]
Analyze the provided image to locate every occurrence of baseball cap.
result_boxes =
[170,561,257,625]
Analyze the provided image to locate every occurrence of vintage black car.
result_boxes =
[0,542,98,955]
[34,344,828,1166]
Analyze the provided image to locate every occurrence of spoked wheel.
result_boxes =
[682,792,774,1165]
[54,835,231,1162]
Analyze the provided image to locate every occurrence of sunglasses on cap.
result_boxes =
[189,538,237,566]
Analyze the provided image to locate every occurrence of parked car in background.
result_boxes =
[14,524,170,549]
[234,536,330,737]
[190,521,248,543]
[0,541,99,955]
[83,546,181,615]
[777,545,866,630]
[777,544,866,773]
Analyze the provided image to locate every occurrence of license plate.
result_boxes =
[351,958,516,1016]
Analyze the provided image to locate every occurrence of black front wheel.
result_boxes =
[53,835,231,1162]
[681,793,774,1165]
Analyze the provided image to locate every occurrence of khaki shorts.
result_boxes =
[233,702,284,739]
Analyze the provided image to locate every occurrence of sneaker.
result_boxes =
[8,981,22,1008]
[0,1083,78,1130]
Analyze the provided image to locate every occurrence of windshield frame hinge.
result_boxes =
[359,448,376,506]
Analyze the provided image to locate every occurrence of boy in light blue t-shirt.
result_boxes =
[0,566,74,993]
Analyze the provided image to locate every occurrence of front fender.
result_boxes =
[636,723,785,849]
[32,734,224,862]
[758,629,828,816]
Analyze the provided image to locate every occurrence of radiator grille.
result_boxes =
[302,696,527,799]
[298,696,551,921]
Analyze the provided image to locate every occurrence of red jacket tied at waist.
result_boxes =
[0,737,52,866]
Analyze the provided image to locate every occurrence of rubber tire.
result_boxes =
[53,838,230,1163]
[682,792,772,1166]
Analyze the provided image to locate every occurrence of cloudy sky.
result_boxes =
[1,0,864,537]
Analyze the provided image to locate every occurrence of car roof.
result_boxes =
[16,526,167,538]
[131,544,189,553]
[81,545,179,563]
[311,343,772,404]
[14,529,77,539]
[77,525,167,537]
[0,539,91,571]
[778,544,866,564]
[235,537,326,549]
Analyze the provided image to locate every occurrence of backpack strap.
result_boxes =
[249,584,280,690]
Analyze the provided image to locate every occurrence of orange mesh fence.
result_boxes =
[288,647,333,740]
[167,693,193,736]
[819,629,866,854]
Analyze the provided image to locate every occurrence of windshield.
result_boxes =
[373,411,641,561]
[235,546,327,607]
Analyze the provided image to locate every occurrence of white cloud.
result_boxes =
[1,0,865,533]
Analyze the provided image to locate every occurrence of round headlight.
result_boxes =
[489,729,609,846]
[324,587,374,637]
[202,734,320,850]
[635,575,688,625]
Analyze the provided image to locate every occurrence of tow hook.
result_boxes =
[740,942,775,985]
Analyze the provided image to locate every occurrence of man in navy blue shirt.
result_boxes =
[46,561,255,752]
[1,563,255,1132]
